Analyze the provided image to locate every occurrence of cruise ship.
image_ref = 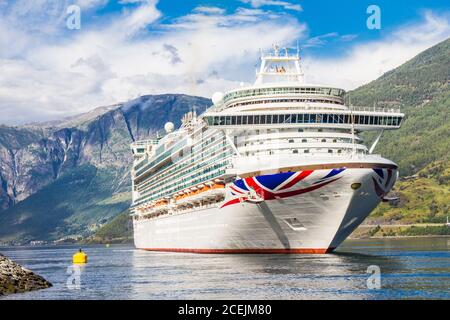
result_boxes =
[130,45,404,254]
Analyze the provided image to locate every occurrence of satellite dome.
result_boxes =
[164,122,174,133]
[212,92,224,105]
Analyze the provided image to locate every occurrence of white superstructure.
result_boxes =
[130,45,404,253]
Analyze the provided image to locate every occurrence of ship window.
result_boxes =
[302,139,307,143]
[254,115,260,124]
[231,116,236,125]
[333,139,337,143]
[242,116,247,125]
[289,139,294,143]
[318,128,323,132]
[337,149,342,154]
[321,139,326,143]
[248,116,254,124]
[291,114,297,123]
[304,149,309,153]
[328,149,333,153]
[260,115,266,124]
[236,116,242,125]
[298,128,303,132]
[293,150,298,154]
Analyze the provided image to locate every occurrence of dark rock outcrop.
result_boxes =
[0,254,52,295]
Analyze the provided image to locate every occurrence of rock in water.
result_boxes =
[0,254,52,296]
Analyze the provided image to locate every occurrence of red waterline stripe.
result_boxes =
[139,247,336,254]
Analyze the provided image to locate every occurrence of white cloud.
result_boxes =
[0,2,449,125]
[193,6,226,15]
[0,0,305,125]
[75,0,108,9]
[303,11,450,90]
[241,0,303,12]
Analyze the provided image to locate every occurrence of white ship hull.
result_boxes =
[130,45,404,254]
[133,166,396,253]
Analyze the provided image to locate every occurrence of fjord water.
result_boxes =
[1,237,449,300]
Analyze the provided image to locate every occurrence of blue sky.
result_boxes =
[0,0,449,124]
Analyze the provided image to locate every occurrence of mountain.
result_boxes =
[349,38,450,226]
[0,94,211,244]
[350,37,450,176]
[1,38,449,244]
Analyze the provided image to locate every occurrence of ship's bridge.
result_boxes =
[255,45,304,84]
[203,44,403,131]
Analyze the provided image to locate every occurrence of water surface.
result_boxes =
[1,237,449,299]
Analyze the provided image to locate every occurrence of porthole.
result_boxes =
[351,183,362,190]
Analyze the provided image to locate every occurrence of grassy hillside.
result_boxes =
[351,38,450,176]
[368,160,450,224]
[87,210,133,243]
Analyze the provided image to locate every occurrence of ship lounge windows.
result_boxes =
[205,114,402,127]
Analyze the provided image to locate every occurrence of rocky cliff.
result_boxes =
[0,94,211,243]
[0,254,52,295]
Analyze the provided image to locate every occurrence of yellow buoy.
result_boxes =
[73,249,88,264]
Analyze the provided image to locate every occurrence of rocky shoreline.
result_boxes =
[0,254,52,296]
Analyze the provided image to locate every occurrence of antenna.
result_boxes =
[351,108,356,156]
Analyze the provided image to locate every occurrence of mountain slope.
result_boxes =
[350,37,450,176]
[0,94,211,243]
[349,38,450,227]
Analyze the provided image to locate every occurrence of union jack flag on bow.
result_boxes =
[221,168,345,208]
